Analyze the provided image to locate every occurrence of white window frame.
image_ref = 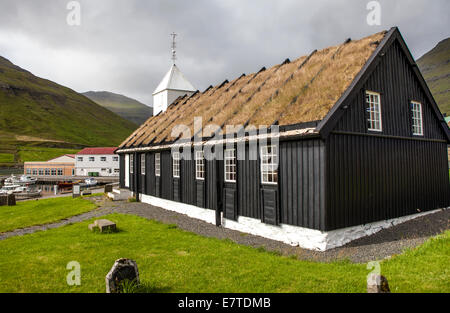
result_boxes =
[77,157,83,162]
[366,91,382,132]
[173,152,180,178]
[100,156,107,162]
[195,150,205,180]
[260,145,278,185]
[224,148,237,183]
[113,156,119,162]
[57,168,63,176]
[141,154,146,175]
[130,154,134,174]
[411,101,424,136]
[89,156,95,162]
[155,153,160,177]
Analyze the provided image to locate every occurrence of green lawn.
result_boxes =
[0,212,448,293]
[0,197,98,233]
[17,146,80,162]
[0,153,14,163]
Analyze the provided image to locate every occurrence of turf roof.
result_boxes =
[120,30,387,149]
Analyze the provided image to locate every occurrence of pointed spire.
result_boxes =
[171,32,177,65]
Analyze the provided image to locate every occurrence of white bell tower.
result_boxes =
[152,33,196,116]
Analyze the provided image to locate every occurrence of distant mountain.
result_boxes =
[83,91,153,125]
[417,38,450,116]
[0,56,137,147]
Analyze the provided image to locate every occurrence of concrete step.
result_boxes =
[108,188,132,201]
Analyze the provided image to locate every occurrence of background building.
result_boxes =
[75,147,119,177]
[24,154,75,177]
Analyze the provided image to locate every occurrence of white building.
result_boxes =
[152,64,196,116]
[75,147,119,177]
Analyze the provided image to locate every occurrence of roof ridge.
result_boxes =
[150,87,219,143]
[118,30,389,149]
[241,50,317,130]
[274,39,350,125]
[134,95,192,147]
[220,61,288,131]
[193,71,264,138]
[129,96,187,147]
[159,75,251,143]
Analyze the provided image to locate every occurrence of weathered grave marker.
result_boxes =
[88,219,117,233]
[73,185,81,198]
[7,194,16,206]
[367,273,390,293]
[105,258,140,293]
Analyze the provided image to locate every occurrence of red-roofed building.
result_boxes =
[75,147,119,177]
[77,147,117,155]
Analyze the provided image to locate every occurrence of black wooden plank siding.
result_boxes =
[129,154,135,192]
[181,152,196,206]
[206,159,218,211]
[335,40,446,140]
[326,134,450,230]
[146,153,155,196]
[279,139,326,230]
[138,153,145,194]
[237,148,260,219]
[160,151,173,200]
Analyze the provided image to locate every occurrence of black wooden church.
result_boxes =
[116,27,450,247]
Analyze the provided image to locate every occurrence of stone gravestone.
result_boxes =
[88,219,117,233]
[104,184,113,193]
[73,185,81,198]
[7,194,16,206]
[105,258,140,293]
[367,273,390,293]
[0,195,7,206]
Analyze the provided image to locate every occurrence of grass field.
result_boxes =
[17,146,80,162]
[0,56,137,148]
[0,197,98,233]
[0,209,448,293]
[0,153,14,163]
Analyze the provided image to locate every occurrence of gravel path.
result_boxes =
[1,196,448,263]
[0,203,121,240]
[97,198,449,263]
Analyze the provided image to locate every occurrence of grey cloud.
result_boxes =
[0,0,448,106]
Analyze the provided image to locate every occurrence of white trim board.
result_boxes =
[139,194,447,251]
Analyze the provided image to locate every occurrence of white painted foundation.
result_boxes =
[139,194,446,251]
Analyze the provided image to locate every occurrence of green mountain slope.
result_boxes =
[0,56,137,147]
[417,38,450,116]
[82,91,153,125]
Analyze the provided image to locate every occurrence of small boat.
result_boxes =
[83,178,98,187]
[4,175,37,186]
[0,184,22,194]
[19,175,37,185]
[58,181,74,188]
[14,187,42,200]
[4,175,20,186]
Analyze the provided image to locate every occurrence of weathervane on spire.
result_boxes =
[171,32,177,64]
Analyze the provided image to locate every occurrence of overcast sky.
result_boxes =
[0,0,449,107]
